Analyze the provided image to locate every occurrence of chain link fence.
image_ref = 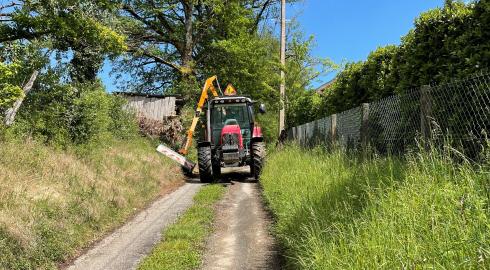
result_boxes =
[287,72,490,159]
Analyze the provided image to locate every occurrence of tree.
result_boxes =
[310,0,490,119]
[1,0,127,125]
[116,0,287,94]
[284,32,336,127]
[0,41,47,124]
[0,0,126,82]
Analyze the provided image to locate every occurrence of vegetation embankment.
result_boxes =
[0,137,183,270]
[138,184,226,270]
[0,34,192,269]
[261,145,489,269]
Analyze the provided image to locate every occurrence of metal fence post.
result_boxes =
[361,103,370,150]
[330,114,337,145]
[420,85,433,144]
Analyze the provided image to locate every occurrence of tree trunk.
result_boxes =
[4,70,39,126]
[182,0,194,75]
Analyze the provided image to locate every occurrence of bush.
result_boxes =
[12,80,139,146]
[70,88,112,144]
[286,91,322,128]
[109,95,139,140]
[0,62,23,110]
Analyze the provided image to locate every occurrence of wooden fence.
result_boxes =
[116,92,183,121]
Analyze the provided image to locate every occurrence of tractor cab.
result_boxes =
[209,97,255,166]
[210,97,253,146]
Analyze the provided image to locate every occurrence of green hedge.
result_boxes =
[291,0,490,123]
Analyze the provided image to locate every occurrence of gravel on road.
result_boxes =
[201,168,282,270]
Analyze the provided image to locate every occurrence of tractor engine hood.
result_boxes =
[220,124,243,148]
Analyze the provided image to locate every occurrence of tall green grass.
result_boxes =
[261,144,489,269]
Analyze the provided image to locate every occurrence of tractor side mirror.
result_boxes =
[258,103,266,114]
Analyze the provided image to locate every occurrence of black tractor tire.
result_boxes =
[198,146,213,183]
[251,141,266,180]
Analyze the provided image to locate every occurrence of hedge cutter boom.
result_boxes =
[156,144,195,171]
[156,76,221,173]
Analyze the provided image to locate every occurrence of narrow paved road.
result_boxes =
[201,167,282,270]
[67,182,202,270]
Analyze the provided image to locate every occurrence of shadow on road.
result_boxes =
[184,166,256,185]
[185,178,202,184]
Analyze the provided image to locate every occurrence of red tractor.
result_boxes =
[157,76,266,183]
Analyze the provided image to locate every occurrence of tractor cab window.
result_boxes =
[211,103,251,144]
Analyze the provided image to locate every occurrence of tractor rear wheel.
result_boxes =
[198,146,213,183]
[251,141,265,180]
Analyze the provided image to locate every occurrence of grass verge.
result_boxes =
[261,144,489,269]
[138,184,226,270]
[0,137,182,270]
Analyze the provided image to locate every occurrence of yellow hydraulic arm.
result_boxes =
[179,76,220,155]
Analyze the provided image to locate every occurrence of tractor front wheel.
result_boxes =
[251,141,265,180]
[198,146,213,183]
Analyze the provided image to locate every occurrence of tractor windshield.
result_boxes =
[211,103,251,145]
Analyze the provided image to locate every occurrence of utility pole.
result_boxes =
[279,0,286,136]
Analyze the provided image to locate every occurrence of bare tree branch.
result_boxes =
[148,0,177,34]
[0,2,20,11]
[129,47,183,72]
[252,0,272,33]
[122,3,184,54]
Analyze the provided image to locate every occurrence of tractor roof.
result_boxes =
[211,96,253,104]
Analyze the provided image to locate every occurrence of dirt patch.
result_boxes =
[201,176,282,270]
[160,169,185,196]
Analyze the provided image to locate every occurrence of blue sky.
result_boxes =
[101,0,445,92]
[291,0,444,88]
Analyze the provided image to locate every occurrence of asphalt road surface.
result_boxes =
[201,167,282,270]
[66,167,280,270]
[66,182,203,270]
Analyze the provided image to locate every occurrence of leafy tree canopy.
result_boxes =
[1,0,127,82]
[115,0,287,95]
